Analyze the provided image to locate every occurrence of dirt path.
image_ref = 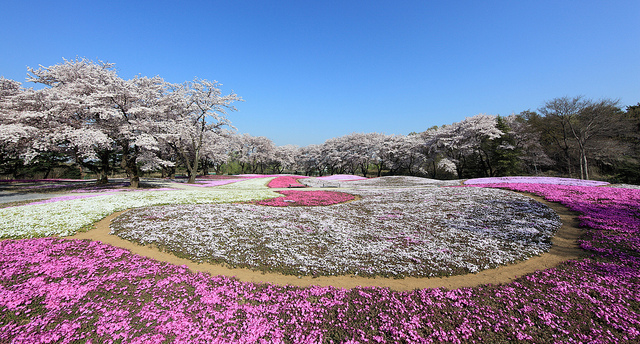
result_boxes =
[66,193,585,291]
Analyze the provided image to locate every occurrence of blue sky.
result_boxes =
[2,0,639,146]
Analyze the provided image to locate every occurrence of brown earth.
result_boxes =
[66,193,585,291]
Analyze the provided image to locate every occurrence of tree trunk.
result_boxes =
[96,172,109,185]
[201,159,209,176]
[121,143,141,188]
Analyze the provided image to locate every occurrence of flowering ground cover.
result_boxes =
[300,175,462,188]
[0,185,280,238]
[464,176,610,186]
[2,177,640,342]
[215,177,276,190]
[468,183,640,259]
[111,187,560,278]
[317,174,367,181]
[256,190,355,207]
[2,195,640,344]
[196,175,244,179]
[267,175,309,188]
[192,179,244,187]
[609,183,640,190]
[24,188,179,206]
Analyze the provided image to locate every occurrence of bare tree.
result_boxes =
[538,96,621,179]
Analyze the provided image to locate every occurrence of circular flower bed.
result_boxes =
[111,187,561,278]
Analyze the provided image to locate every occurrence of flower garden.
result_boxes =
[1,175,640,342]
[111,187,560,278]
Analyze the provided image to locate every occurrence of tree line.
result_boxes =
[1,59,638,186]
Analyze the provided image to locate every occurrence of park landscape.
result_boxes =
[1,174,639,343]
[1,60,639,343]
[1,0,639,341]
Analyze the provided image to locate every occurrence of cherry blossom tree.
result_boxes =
[160,78,240,183]
[271,144,298,173]
[423,114,503,178]
[22,58,174,187]
[200,129,234,175]
[319,136,347,175]
[230,134,276,173]
[294,144,323,176]
[0,78,40,177]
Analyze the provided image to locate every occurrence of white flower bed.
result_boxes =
[215,177,275,189]
[0,187,280,238]
[301,175,462,188]
[111,187,561,278]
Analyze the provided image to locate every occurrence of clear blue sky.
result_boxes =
[2,0,639,146]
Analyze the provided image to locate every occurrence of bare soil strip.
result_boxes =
[67,194,584,291]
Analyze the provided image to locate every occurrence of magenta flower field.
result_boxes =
[1,178,640,342]
[256,190,355,207]
[266,176,309,188]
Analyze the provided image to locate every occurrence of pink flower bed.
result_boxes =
[256,190,355,207]
[267,176,309,188]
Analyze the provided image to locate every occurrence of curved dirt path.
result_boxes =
[67,194,585,291]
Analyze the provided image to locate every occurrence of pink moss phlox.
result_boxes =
[267,176,309,188]
[256,190,354,206]
[3,183,640,342]
[469,183,640,257]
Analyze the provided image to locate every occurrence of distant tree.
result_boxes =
[200,129,234,175]
[424,114,503,178]
[231,134,275,173]
[536,97,585,177]
[270,144,298,173]
[600,103,640,183]
[506,113,553,175]
[487,115,521,176]
[537,96,622,179]
[294,144,323,176]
